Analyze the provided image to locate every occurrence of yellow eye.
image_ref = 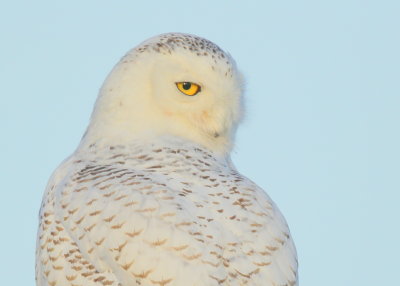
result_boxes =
[175,82,201,96]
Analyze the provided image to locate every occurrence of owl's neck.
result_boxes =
[75,134,233,168]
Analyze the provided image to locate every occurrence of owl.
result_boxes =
[36,33,298,286]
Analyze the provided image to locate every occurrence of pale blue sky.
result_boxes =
[1,1,399,285]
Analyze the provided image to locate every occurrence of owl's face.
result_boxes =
[86,33,245,154]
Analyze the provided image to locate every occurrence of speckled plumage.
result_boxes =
[36,33,298,286]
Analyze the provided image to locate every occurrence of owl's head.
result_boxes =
[84,33,245,154]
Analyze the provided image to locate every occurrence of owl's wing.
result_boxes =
[228,177,298,286]
[53,163,215,286]
[36,158,122,286]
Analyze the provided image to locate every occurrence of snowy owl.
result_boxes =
[36,33,298,286]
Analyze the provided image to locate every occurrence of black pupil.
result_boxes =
[182,82,192,90]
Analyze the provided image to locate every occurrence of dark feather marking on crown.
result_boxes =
[121,33,235,78]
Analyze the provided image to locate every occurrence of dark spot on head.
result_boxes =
[131,33,232,68]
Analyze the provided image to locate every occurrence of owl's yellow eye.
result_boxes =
[175,82,201,96]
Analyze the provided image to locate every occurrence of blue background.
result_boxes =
[1,1,399,285]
